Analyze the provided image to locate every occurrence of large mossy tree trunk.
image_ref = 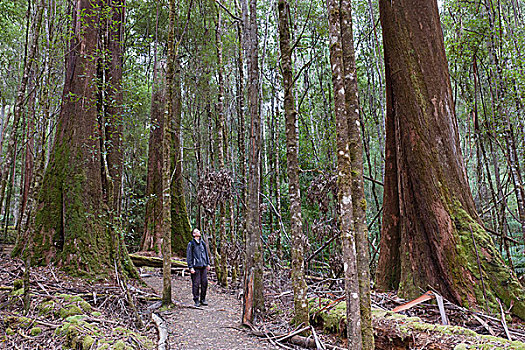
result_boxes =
[376,0,525,319]
[24,0,129,277]
[169,19,191,258]
[141,61,166,254]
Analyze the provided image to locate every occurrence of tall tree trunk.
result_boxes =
[17,75,36,236]
[0,0,44,224]
[23,0,133,277]
[141,60,166,254]
[170,47,192,257]
[215,8,228,287]
[338,0,374,347]
[326,0,362,347]
[242,0,264,325]
[375,0,525,319]
[141,1,163,254]
[163,0,179,305]
[233,20,246,286]
[277,0,308,326]
[105,0,125,216]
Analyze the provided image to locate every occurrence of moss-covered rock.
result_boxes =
[56,293,84,303]
[64,324,81,348]
[30,327,42,336]
[13,279,24,290]
[78,300,92,313]
[5,316,32,329]
[55,321,72,336]
[113,340,126,350]
[10,288,24,297]
[65,315,88,323]
[59,305,84,318]
[38,300,56,315]
[454,344,468,350]
[82,335,95,349]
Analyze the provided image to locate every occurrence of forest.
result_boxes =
[0,0,524,349]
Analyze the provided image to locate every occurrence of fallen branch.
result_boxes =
[311,325,325,350]
[498,299,512,341]
[152,313,168,350]
[250,329,345,350]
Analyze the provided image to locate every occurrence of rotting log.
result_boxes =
[129,253,187,268]
[309,300,525,349]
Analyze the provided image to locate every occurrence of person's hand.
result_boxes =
[206,265,210,271]
[190,268,195,274]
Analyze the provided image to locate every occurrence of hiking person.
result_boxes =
[186,228,210,307]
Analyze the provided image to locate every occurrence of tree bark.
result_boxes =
[277,0,309,327]
[338,0,374,347]
[26,0,132,277]
[376,0,525,319]
[242,0,264,325]
[163,0,178,305]
[326,0,362,347]
[0,0,44,227]
[215,8,228,287]
[170,48,192,257]
[141,60,166,254]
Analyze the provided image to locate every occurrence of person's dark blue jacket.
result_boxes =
[186,239,209,269]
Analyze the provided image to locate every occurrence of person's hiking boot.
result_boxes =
[194,301,200,307]
[200,299,208,306]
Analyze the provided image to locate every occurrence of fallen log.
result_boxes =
[309,298,525,349]
[129,254,187,268]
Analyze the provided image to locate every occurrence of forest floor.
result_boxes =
[1,252,525,349]
[144,272,280,349]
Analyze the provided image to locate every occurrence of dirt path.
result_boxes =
[144,273,279,350]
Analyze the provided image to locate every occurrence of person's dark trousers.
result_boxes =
[191,267,208,303]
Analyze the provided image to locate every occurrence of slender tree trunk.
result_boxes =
[273,93,283,258]
[376,0,525,319]
[163,0,178,305]
[242,0,264,325]
[277,0,308,326]
[483,0,525,249]
[104,0,125,216]
[215,8,228,287]
[234,20,246,286]
[17,77,36,236]
[326,0,362,347]
[338,0,374,346]
[0,0,44,223]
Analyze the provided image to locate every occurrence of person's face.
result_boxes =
[193,230,201,240]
